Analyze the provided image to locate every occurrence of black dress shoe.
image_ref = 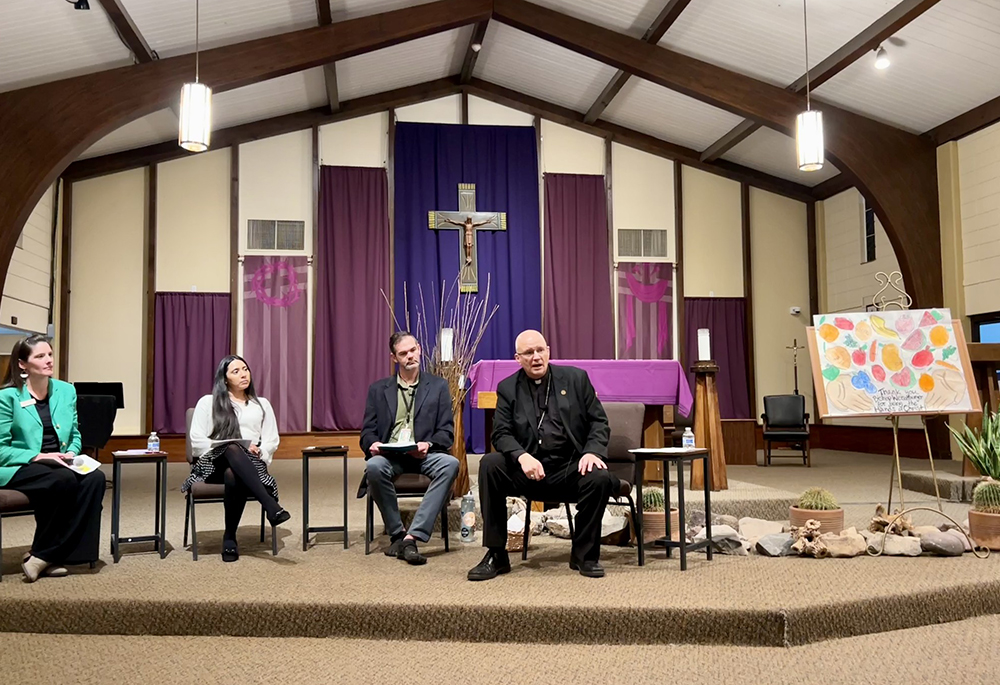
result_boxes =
[467,550,511,581]
[569,559,605,578]
[222,542,240,563]
[398,540,427,566]
[268,508,291,526]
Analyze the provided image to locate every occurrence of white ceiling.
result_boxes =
[6,0,1000,190]
[722,126,841,187]
[474,22,619,113]
[603,77,746,152]
[660,0,902,87]
[337,27,472,101]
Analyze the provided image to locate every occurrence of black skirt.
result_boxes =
[181,443,278,501]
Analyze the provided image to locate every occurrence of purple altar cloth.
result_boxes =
[468,360,693,416]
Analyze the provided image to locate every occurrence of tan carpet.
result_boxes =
[2,615,997,684]
[0,450,994,647]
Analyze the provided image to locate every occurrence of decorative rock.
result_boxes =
[689,510,707,528]
[912,525,941,538]
[866,532,922,556]
[921,530,965,556]
[695,524,747,555]
[738,517,785,544]
[755,533,795,557]
[818,530,866,558]
[715,514,739,529]
[944,528,973,552]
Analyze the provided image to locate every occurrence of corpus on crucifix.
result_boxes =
[786,338,806,394]
[428,183,506,292]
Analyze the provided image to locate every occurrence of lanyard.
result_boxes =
[399,384,416,423]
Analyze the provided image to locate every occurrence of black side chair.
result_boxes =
[761,394,811,467]
[364,474,450,555]
[182,408,276,560]
[522,401,643,562]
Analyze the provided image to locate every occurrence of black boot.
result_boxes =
[398,539,427,566]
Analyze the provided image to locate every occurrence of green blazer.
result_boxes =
[0,379,82,487]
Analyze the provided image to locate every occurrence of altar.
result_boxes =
[467,360,694,468]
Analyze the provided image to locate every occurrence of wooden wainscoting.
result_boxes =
[721,419,758,465]
[98,432,364,463]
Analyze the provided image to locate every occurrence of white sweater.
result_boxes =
[189,394,280,465]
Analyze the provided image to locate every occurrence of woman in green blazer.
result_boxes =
[0,335,104,582]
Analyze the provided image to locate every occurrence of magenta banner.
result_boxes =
[616,262,673,360]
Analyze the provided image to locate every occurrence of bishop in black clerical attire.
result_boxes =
[468,330,618,580]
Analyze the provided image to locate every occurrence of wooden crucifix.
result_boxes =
[428,183,506,293]
[786,338,806,394]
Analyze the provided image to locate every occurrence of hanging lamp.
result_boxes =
[178,0,212,152]
[795,0,824,172]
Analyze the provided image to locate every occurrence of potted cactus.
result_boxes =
[789,487,844,535]
[950,410,1000,549]
[640,487,680,544]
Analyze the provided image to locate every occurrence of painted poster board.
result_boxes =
[807,309,981,418]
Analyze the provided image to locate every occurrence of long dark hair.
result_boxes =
[4,334,52,390]
[210,355,264,439]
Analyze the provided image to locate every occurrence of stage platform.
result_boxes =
[1,451,997,650]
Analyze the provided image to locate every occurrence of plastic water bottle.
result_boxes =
[460,491,476,543]
[147,431,160,453]
[682,427,696,449]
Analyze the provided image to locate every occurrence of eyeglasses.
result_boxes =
[516,348,547,359]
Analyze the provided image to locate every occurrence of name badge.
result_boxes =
[20,399,36,408]
[398,428,413,444]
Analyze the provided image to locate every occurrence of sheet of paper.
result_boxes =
[378,442,418,452]
[629,447,702,454]
[113,449,154,456]
[210,438,252,448]
[68,455,102,474]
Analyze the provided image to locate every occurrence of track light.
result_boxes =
[67,0,90,9]
[471,42,482,53]
[874,45,890,70]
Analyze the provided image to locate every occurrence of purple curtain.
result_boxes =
[313,166,390,430]
[616,263,673,360]
[152,292,231,434]
[243,255,309,432]
[684,297,751,419]
[394,123,541,453]
[543,174,614,359]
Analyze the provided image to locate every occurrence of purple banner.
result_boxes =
[616,263,673,360]
[243,255,309,432]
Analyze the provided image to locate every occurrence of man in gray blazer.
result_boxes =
[360,331,458,565]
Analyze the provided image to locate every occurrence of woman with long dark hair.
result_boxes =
[183,355,288,561]
[0,335,105,582]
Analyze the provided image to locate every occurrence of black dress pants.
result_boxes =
[479,452,619,562]
[6,462,105,565]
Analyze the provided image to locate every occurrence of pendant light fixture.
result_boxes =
[178,0,212,152]
[795,0,824,172]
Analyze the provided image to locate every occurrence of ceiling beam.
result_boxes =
[810,173,856,201]
[461,20,489,84]
[0,0,490,296]
[583,0,692,124]
[95,0,156,63]
[466,79,815,203]
[700,0,942,162]
[492,0,942,308]
[928,92,1000,144]
[315,0,332,26]
[64,77,463,182]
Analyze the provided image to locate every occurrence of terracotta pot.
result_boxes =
[789,506,844,535]
[968,509,1000,550]
[640,508,680,544]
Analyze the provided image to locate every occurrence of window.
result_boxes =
[247,219,305,251]
[616,228,670,262]
[862,201,876,263]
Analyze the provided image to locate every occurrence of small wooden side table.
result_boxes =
[302,446,350,551]
[110,450,168,563]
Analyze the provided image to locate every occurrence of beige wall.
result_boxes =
[821,188,902,314]
[396,94,462,124]
[468,95,535,126]
[749,188,813,419]
[958,121,1000,316]
[2,184,54,334]
[69,169,147,435]
[540,119,604,175]
[612,143,675,262]
[156,148,231,292]
[682,166,743,298]
[319,113,388,168]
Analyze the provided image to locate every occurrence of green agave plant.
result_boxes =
[949,410,1000,480]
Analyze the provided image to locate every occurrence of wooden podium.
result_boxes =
[689,360,728,491]
[963,343,1000,477]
